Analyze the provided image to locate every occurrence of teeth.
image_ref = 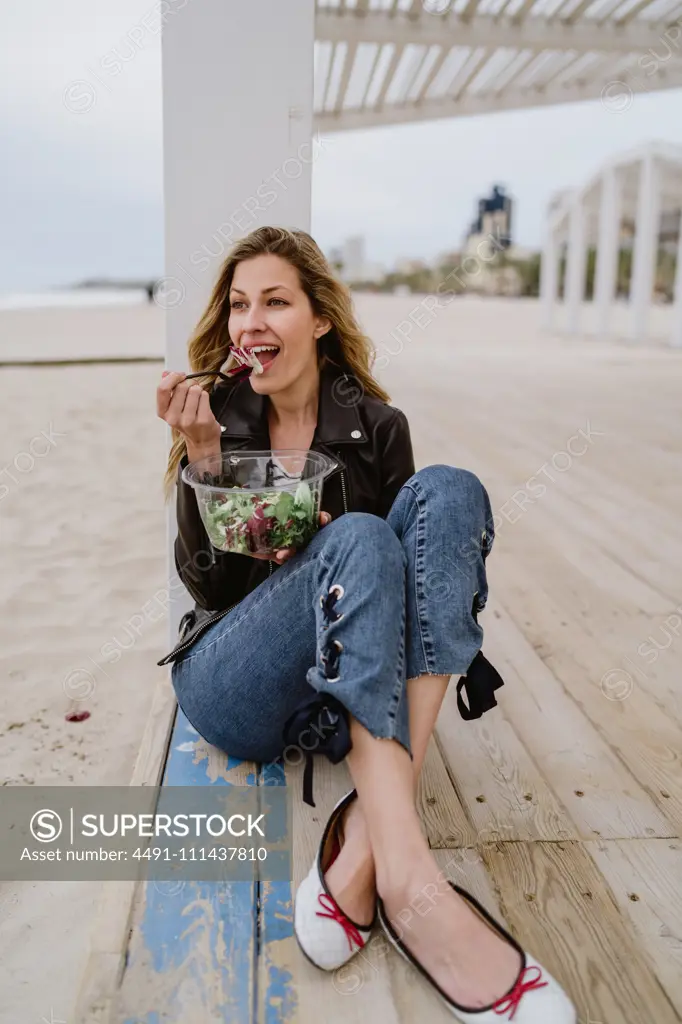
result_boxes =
[249,346,279,353]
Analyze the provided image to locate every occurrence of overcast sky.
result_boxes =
[2,0,682,294]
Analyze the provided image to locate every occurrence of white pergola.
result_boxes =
[313,0,682,131]
[160,0,682,641]
[541,141,682,345]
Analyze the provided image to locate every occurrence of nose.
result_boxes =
[242,304,266,334]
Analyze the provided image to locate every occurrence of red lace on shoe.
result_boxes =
[315,892,366,952]
[491,965,548,1020]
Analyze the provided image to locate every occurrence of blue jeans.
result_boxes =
[171,465,495,804]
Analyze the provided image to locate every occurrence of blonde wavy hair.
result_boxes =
[163,225,391,501]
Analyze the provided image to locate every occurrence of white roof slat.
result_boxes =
[537,49,585,87]
[405,44,443,100]
[363,42,396,106]
[493,0,518,16]
[614,0,660,19]
[492,48,536,90]
[508,0,541,18]
[559,0,599,21]
[324,41,348,110]
[333,39,359,112]
[467,47,518,93]
[414,44,450,100]
[451,46,490,98]
[461,0,483,22]
[553,49,604,84]
[358,42,384,107]
[383,43,424,103]
[340,41,381,108]
[376,42,406,106]
[313,40,333,112]
[429,46,473,95]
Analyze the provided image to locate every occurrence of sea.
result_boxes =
[0,289,151,311]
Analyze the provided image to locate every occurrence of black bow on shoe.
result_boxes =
[456,650,505,720]
[281,693,352,808]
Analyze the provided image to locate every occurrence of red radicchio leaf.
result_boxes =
[65,710,91,722]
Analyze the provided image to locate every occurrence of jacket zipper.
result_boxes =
[162,599,241,662]
[339,467,349,514]
[332,448,349,514]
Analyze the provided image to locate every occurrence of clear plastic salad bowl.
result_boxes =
[182,449,339,556]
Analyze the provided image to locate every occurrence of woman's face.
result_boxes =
[228,254,330,393]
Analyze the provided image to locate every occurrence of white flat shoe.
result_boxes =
[294,788,377,971]
[378,882,577,1022]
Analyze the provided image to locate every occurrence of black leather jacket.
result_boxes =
[158,359,415,666]
[156,358,504,751]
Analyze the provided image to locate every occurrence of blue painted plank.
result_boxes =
[258,759,297,1024]
[119,707,258,1024]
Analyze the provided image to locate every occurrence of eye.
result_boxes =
[230,300,245,309]
[268,298,287,306]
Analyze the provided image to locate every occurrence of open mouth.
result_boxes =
[245,346,280,373]
[224,344,281,378]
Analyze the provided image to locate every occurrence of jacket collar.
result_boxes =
[215,360,367,446]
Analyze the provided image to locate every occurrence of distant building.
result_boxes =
[458,185,536,296]
[467,185,513,249]
[327,235,371,283]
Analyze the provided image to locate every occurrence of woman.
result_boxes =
[155,226,576,1023]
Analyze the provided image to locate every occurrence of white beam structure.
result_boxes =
[673,216,682,348]
[630,153,661,343]
[543,142,682,348]
[312,1,682,132]
[161,0,315,645]
[316,7,673,53]
[540,221,560,332]
[594,167,623,338]
[564,197,587,335]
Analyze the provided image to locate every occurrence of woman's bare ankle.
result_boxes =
[375,849,437,902]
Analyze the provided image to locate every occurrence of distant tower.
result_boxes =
[468,185,513,249]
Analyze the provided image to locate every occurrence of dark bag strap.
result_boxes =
[456,650,505,720]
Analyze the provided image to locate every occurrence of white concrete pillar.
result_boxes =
[565,196,587,335]
[540,220,559,331]
[670,215,682,347]
[630,153,661,343]
[161,0,316,646]
[594,166,622,338]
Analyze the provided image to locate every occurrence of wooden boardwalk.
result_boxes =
[75,303,682,1023]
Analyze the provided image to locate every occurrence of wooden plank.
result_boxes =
[519,545,682,729]
[490,540,682,728]
[257,758,297,1024]
[483,597,675,839]
[490,551,682,833]
[481,839,680,1024]
[418,734,478,850]
[72,672,178,1024]
[260,757,401,1024]
[255,737,475,1021]
[587,839,682,1017]
[434,677,577,843]
[112,708,259,1024]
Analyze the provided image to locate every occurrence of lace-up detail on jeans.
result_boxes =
[320,583,345,622]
